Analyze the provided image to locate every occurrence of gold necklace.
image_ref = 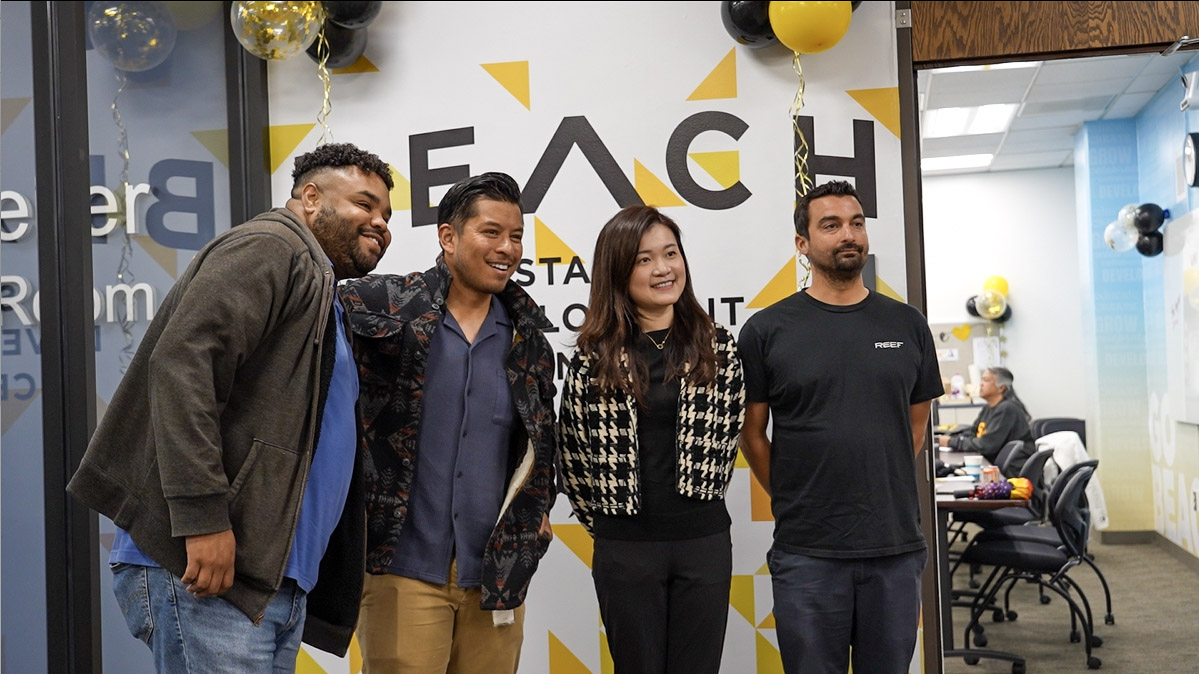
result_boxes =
[645,327,672,350]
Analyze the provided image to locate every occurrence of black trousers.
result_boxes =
[592,529,732,674]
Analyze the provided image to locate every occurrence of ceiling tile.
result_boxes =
[1034,55,1150,83]
[1027,78,1124,100]
[924,68,1035,108]
[989,150,1072,171]
[921,133,1003,158]
[1102,91,1156,119]
[1001,127,1078,153]
[1009,110,1099,130]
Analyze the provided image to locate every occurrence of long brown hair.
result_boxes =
[575,205,717,404]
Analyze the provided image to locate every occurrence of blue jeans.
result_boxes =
[111,563,307,673]
[767,546,927,674]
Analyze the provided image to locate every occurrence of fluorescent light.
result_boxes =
[923,104,1018,138]
[921,154,994,172]
[938,61,1042,73]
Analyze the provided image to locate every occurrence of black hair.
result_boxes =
[795,180,859,237]
[437,172,523,232]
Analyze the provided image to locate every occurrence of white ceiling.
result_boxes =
[918,51,1198,175]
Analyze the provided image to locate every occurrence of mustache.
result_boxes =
[836,244,864,254]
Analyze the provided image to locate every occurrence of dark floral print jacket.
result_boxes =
[339,255,558,611]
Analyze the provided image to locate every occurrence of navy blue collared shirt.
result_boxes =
[389,296,516,587]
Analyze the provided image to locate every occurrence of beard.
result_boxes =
[808,243,867,284]
[310,206,379,278]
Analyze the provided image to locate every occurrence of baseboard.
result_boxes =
[1151,533,1199,574]
[1098,530,1155,545]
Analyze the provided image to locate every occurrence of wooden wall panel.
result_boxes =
[912,1,1199,67]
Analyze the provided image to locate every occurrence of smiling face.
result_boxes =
[439,197,524,297]
[796,194,869,283]
[303,167,392,279]
[628,223,686,321]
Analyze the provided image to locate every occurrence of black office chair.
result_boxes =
[973,459,1115,627]
[1032,417,1087,448]
[957,464,1103,671]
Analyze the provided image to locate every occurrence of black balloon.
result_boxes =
[1133,202,1167,234]
[1136,231,1164,257]
[307,20,368,70]
[323,1,382,30]
[965,296,980,318]
[720,1,776,49]
[993,305,1013,324]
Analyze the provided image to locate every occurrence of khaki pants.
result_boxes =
[357,560,525,674]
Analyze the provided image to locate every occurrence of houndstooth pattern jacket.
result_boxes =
[557,324,746,534]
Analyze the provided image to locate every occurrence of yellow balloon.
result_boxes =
[768,1,853,54]
[230,1,324,61]
[982,275,1009,297]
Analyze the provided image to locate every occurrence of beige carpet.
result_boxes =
[942,539,1199,673]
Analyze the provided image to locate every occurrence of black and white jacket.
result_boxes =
[557,324,746,534]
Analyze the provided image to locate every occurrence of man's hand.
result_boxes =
[539,514,553,542]
[937,434,951,448]
[181,529,236,598]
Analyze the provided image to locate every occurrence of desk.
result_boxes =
[936,488,1028,669]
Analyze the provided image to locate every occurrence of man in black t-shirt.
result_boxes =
[738,180,943,674]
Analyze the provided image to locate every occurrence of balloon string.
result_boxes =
[790,52,812,199]
[315,28,333,145]
[791,52,812,289]
[111,69,137,372]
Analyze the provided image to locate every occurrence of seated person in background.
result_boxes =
[937,366,1034,474]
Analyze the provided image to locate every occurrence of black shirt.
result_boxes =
[738,290,943,557]
[593,329,732,541]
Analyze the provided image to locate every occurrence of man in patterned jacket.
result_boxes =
[340,172,557,674]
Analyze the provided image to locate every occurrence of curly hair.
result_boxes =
[291,142,394,196]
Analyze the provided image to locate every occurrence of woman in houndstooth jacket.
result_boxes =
[558,205,746,674]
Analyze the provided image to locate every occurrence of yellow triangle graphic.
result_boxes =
[350,632,363,674]
[751,470,773,521]
[689,151,740,189]
[755,632,786,674]
[134,231,180,278]
[758,611,777,629]
[847,87,901,139]
[756,561,771,575]
[190,129,229,167]
[687,48,737,101]
[268,124,317,174]
[729,575,755,626]
[633,160,685,207]
[1,97,32,134]
[535,217,583,265]
[600,630,615,674]
[876,274,904,302]
[334,54,379,74]
[389,165,412,211]
[481,61,531,110]
[555,523,596,569]
[748,256,797,309]
[294,646,327,674]
[548,631,594,674]
[735,445,749,468]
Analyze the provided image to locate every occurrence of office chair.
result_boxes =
[946,441,1043,573]
[957,465,1103,671]
[1032,417,1087,448]
[972,459,1115,627]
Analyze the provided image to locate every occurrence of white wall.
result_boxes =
[923,167,1087,420]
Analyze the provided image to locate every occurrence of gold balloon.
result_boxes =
[230,1,324,61]
[976,290,1007,321]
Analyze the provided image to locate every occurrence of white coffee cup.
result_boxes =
[962,454,984,480]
